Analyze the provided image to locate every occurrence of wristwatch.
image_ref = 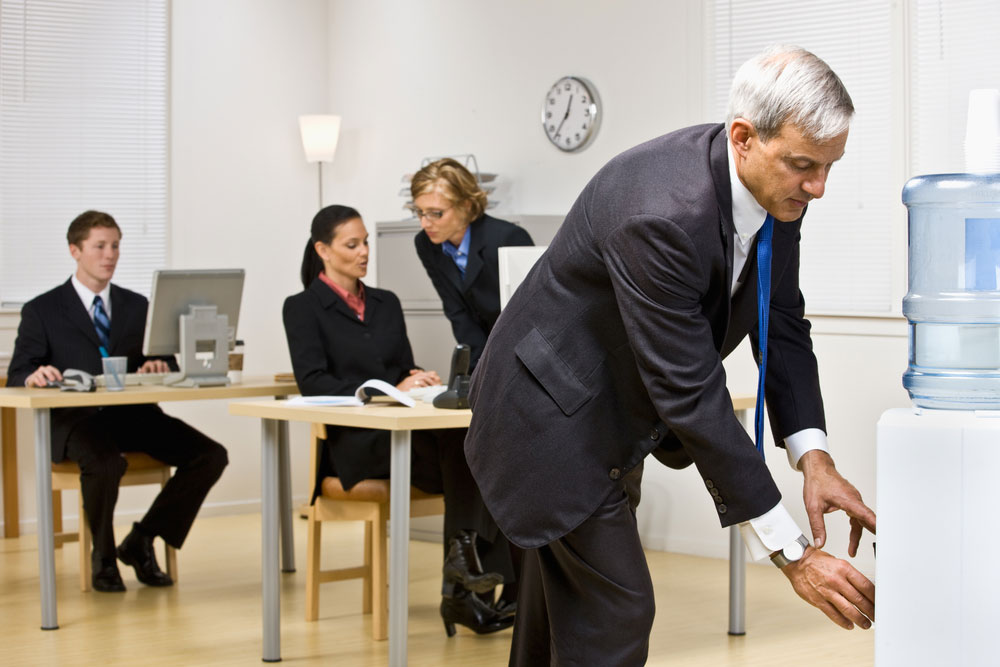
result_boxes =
[770,535,810,568]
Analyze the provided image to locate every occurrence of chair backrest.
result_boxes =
[498,246,547,310]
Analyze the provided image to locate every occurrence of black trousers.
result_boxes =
[321,427,516,584]
[509,484,655,667]
[61,405,228,560]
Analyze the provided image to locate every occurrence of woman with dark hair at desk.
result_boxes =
[282,204,515,636]
[411,158,531,616]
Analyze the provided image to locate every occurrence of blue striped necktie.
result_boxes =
[93,295,111,351]
[754,215,774,459]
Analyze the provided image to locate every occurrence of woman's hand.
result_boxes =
[397,369,442,391]
[138,359,170,374]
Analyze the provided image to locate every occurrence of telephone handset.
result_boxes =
[433,344,471,409]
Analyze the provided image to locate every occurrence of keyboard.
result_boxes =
[94,372,170,387]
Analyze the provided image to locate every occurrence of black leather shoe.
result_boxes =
[493,598,517,619]
[440,591,515,637]
[92,554,126,593]
[442,530,504,595]
[117,523,173,587]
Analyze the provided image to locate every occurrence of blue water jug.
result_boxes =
[903,172,1000,409]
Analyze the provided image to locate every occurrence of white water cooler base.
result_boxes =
[876,408,1000,666]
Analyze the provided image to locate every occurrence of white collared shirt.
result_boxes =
[70,274,112,323]
[726,140,830,559]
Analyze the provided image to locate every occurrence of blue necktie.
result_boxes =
[754,215,774,459]
[93,295,111,351]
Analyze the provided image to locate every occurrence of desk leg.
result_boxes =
[34,408,58,630]
[261,418,281,662]
[277,421,295,573]
[388,429,411,667]
[2,406,19,538]
[728,407,752,636]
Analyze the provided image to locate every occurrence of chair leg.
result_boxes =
[52,490,63,546]
[371,503,389,641]
[305,505,322,622]
[79,493,92,592]
[165,543,178,582]
[362,520,373,614]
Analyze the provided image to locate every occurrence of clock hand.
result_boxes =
[554,94,573,137]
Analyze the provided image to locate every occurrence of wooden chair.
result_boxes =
[306,423,444,640]
[51,452,178,592]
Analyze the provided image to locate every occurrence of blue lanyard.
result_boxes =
[754,214,774,459]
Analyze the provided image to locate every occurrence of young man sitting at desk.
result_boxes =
[6,210,229,592]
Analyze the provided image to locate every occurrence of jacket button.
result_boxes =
[714,495,723,504]
[705,480,715,489]
[649,428,660,441]
[609,468,621,480]
[718,504,727,514]
[710,488,720,497]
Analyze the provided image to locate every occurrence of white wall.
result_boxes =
[1,0,904,581]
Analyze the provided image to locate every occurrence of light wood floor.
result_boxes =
[0,513,873,666]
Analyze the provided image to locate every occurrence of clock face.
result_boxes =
[542,76,600,152]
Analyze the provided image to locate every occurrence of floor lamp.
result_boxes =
[298,115,341,209]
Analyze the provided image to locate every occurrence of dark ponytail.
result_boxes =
[299,204,362,289]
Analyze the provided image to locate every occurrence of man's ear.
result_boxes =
[729,118,756,157]
[69,243,82,261]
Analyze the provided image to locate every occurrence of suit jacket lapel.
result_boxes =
[58,279,102,348]
[312,278,367,325]
[462,218,485,288]
[108,284,127,352]
[434,242,464,291]
[710,129,735,346]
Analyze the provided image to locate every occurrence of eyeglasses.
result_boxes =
[408,205,453,221]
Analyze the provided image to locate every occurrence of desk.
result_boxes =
[231,394,757,665]
[0,377,298,632]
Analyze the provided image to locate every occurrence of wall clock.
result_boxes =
[541,76,601,152]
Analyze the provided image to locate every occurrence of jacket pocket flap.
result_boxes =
[514,328,591,416]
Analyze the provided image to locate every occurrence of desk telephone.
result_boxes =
[433,344,471,409]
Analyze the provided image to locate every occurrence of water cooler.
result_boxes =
[877,89,1000,667]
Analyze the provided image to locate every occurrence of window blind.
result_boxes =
[710,0,895,315]
[0,0,167,305]
[910,0,1000,175]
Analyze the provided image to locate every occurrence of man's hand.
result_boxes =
[799,450,876,555]
[26,365,62,387]
[781,546,874,630]
[139,359,170,374]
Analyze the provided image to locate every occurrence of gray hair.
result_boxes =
[726,44,854,142]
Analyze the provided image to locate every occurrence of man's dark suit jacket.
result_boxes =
[414,213,533,368]
[283,279,416,490]
[6,279,176,463]
[465,124,826,549]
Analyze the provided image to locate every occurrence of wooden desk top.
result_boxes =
[0,377,298,409]
[229,399,473,431]
[228,393,756,431]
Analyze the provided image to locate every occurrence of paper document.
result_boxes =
[287,378,416,407]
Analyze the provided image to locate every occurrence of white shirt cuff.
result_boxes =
[738,501,805,561]
[783,427,828,470]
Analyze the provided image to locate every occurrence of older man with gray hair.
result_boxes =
[464,45,876,665]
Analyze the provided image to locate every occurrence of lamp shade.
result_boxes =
[298,114,341,163]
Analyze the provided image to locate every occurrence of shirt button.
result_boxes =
[609,468,621,481]
[718,504,728,514]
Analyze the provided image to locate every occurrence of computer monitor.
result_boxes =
[143,269,245,386]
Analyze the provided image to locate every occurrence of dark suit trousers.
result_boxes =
[411,428,516,583]
[509,485,654,667]
[61,406,228,559]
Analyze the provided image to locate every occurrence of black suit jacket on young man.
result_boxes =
[6,279,172,462]
[465,124,826,549]
[282,279,416,490]
[414,213,533,368]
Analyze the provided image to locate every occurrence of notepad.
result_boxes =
[287,378,416,407]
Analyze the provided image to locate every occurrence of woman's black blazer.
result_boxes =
[282,278,415,490]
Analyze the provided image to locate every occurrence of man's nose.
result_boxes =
[802,173,827,200]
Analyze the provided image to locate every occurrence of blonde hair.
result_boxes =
[410,158,488,221]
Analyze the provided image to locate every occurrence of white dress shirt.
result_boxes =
[726,141,830,559]
[71,274,112,323]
